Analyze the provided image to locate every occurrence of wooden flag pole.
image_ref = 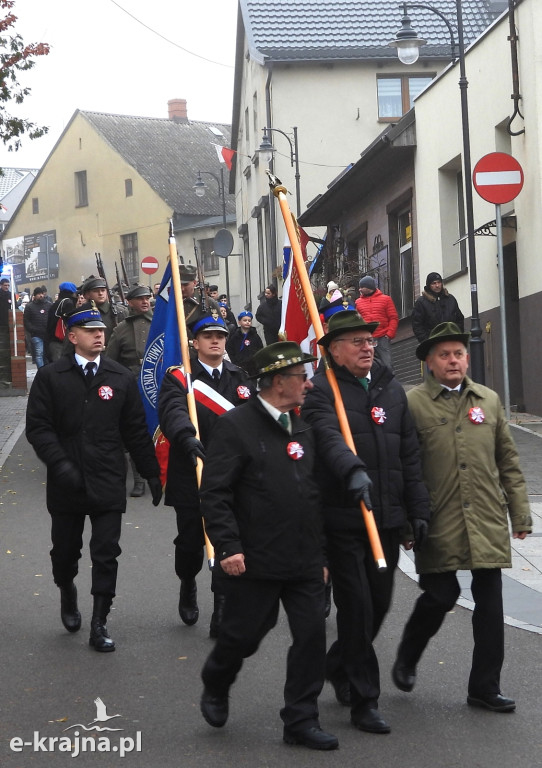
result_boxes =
[267,174,387,571]
[168,221,215,567]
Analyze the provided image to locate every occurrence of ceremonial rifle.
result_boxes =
[169,222,215,567]
[119,250,130,289]
[267,172,387,571]
[115,262,127,305]
[192,238,206,312]
[95,252,119,326]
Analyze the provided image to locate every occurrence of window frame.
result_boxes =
[377,74,434,122]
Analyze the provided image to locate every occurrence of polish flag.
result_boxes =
[280,230,317,374]
[212,143,236,171]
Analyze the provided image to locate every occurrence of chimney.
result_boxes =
[168,98,188,122]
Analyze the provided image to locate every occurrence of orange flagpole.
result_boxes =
[268,174,387,571]
[168,221,215,567]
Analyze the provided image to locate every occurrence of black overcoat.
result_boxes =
[158,359,251,508]
[200,397,324,581]
[302,361,431,532]
[26,355,159,515]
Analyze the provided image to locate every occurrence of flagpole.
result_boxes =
[267,173,387,571]
[168,221,215,568]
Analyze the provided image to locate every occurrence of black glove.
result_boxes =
[148,477,163,507]
[178,435,206,467]
[412,518,429,552]
[53,460,83,492]
[347,468,373,510]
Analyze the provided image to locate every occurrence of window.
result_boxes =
[244,107,250,153]
[438,159,467,277]
[377,75,433,120]
[74,170,88,207]
[389,206,414,319]
[125,179,133,197]
[121,233,139,281]
[32,197,39,214]
[199,238,219,274]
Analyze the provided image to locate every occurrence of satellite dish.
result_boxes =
[213,229,234,258]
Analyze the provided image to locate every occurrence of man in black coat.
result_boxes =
[26,303,162,652]
[199,341,338,751]
[411,272,464,342]
[302,311,431,735]
[157,311,252,636]
[255,284,282,345]
[23,286,50,367]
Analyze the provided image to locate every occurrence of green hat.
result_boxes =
[250,341,317,378]
[180,264,197,284]
[416,322,470,360]
[318,310,378,347]
[126,284,152,300]
[82,275,107,293]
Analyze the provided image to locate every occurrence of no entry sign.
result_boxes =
[472,152,524,204]
[141,256,159,275]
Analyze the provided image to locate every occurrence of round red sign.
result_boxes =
[472,152,524,205]
[141,256,160,275]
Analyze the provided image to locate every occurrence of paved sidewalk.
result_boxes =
[3,364,542,634]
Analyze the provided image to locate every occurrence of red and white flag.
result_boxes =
[212,143,236,171]
[280,229,317,374]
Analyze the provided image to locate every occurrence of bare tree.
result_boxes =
[0,0,49,153]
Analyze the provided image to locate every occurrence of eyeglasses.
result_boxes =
[334,337,377,348]
[281,373,309,381]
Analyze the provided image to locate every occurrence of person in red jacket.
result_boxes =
[355,276,398,370]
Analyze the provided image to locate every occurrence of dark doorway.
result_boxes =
[503,242,524,411]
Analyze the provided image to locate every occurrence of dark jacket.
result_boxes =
[158,359,252,508]
[200,397,325,581]
[302,360,431,532]
[255,296,282,345]
[23,298,50,339]
[26,355,159,515]
[226,326,264,375]
[46,293,76,344]
[411,288,464,342]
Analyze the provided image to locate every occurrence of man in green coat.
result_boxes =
[392,323,532,713]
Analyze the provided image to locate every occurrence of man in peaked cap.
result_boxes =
[82,275,127,345]
[106,284,154,496]
[392,323,531,713]
[26,302,162,654]
[158,311,252,637]
[302,311,431,734]
[198,341,338,750]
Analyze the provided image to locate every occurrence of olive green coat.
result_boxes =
[407,375,532,574]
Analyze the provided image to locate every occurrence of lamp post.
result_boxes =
[193,167,230,301]
[390,1,485,383]
[257,127,301,217]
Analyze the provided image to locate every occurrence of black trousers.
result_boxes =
[325,527,401,714]
[397,569,504,696]
[174,504,204,581]
[50,510,122,597]
[201,575,326,730]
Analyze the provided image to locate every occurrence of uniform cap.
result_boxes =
[65,301,106,329]
[189,311,229,336]
[126,284,152,300]
[82,275,107,293]
[180,264,197,284]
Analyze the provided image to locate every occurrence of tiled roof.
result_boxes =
[241,0,497,61]
[81,111,235,218]
[0,168,38,198]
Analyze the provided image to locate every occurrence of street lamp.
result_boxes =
[193,167,230,301]
[257,127,301,217]
[390,1,485,383]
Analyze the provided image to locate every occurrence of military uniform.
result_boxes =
[82,276,127,345]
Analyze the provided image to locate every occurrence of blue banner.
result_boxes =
[138,263,181,437]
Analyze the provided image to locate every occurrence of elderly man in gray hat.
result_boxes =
[392,322,532,713]
[106,284,154,496]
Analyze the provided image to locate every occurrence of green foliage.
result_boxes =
[0,0,49,152]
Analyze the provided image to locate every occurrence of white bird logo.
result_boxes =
[92,697,121,723]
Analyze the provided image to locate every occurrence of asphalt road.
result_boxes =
[1,434,541,767]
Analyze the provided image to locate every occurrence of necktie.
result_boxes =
[358,377,369,391]
[212,369,220,384]
[278,413,289,431]
[85,362,95,382]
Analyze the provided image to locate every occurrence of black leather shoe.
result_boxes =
[467,693,516,712]
[351,707,391,734]
[60,583,81,633]
[283,725,339,750]
[200,688,229,727]
[179,579,199,625]
[89,618,115,652]
[326,674,351,706]
[392,658,416,692]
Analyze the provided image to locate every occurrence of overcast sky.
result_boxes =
[0,0,238,170]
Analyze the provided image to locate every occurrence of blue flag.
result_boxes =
[138,263,181,437]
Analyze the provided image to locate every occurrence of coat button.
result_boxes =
[441,418,447,424]
[456,426,461,432]
[460,463,467,469]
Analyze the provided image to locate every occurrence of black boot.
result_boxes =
[209,592,225,639]
[179,578,199,625]
[89,595,115,652]
[130,459,145,497]
[60,582,81,633]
